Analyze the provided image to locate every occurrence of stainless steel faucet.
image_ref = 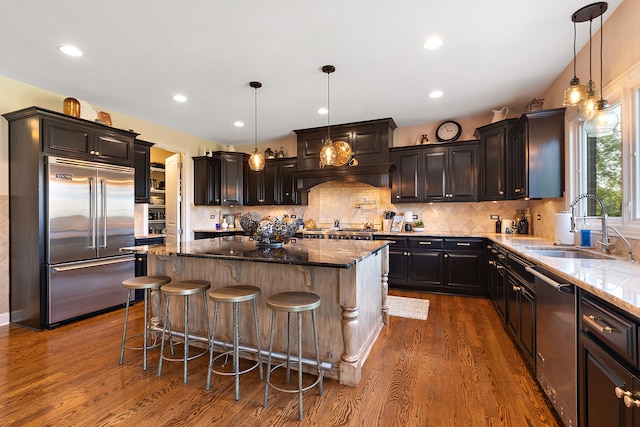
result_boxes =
[570,193,635,261]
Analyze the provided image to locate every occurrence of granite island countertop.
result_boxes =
[121,235,390,269]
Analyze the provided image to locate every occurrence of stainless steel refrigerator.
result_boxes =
[46,156,135,325]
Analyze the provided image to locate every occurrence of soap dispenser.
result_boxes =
[579,219,591,248]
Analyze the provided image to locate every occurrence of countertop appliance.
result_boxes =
[527,266,576,427]
[46,156,135,326]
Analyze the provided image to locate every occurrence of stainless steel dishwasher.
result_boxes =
[526,266,577,427]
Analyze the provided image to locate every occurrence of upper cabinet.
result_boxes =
[193,152,248,206]
[246,158,299,206]
[508,108,565,199]
[4,106,137,166]
[475,119,517,201]
[134,139,153,203]
[390,140,479,203]
[294,118,396,169]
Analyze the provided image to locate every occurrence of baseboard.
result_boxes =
[0,312,9,326]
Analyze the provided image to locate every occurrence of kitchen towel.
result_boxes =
[554,212,574,245]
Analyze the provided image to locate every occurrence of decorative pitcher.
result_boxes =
[491,107,509,123]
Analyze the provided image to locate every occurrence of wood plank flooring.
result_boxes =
[0,291,560,426]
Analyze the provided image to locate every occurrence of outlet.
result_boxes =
[291,214,297,219]
[210,214,215,219]
[413,214,418,220]
[537,214,541,220]
[490,214,500,220]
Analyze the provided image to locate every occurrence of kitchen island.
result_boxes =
[122,236,390,386]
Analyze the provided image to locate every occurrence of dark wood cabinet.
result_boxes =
[42,115,135,166]
[390,141,479,203]
[486,243,508,320]
[295,118,395,170]
[193,152,248,206]
[380,235,484,296]
[579,291,640,427]
[508,108,565,199]
[443,238,486,296]
[245,158,298,205]
[506,254,536,369]
[134,140,153,203]
[475,119,516,201]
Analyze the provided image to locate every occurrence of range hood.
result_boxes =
[293,163,394,192]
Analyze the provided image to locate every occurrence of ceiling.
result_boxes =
[0,0,622,146]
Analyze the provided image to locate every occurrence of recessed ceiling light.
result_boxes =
[58,45,83,57]
[317,108,328,115]
[429,90,443,98]
[172,94,187,103]
[234,121,245,127]
[423,37,443,50]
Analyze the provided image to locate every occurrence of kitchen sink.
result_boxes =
[524,246,614,260]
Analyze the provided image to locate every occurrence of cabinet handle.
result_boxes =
[488,260,496,266]
[583,315,614,333]
[499,190,504,195]
[514,188,521,193]
[456,242,471,246]
[498,254,506,260]
[615,386,630,399]
[444,254,449,258]
[496,265,506,270]
[389,240,396,244]
[419,241,432,245]
[512,285,521,291]
[625,395,640,408]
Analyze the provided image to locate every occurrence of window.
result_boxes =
[583,103,622,217]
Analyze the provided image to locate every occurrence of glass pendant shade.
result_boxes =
[563,77,587,106]
[577,81,599,121]
[584,99,618,137]
[248,148,265,171]
[248,81,264,171]
[319,138,337,166]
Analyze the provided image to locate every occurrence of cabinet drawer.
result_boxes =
[581,295,637,365]
[444,238,483,251]
[408,238,443,249]
[380,236,407,248]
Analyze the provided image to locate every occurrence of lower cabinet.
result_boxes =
[379,235,485,296]
[579,291,640,427]
[486,243,507,320]
[506,267,536,369]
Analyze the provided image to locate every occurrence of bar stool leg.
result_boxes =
[119,289,132,366]
[206,301,220,390]
[286,312,291,384]
[312,308,323,396]
[183,294,189,384]
[264,309,277,407]
[252,298,264,380]
[233,301,240,400]
[297,311,303,420]
[158,294,171,376]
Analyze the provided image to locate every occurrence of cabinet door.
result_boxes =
[220,153,244,206]
[263,162,279,205]
[245,169,265,205]
[134,141,152,203]
[423,149,447,201]
[443,250,485,294]
[507,273,521,337]
[481,127,507,200]
[193,157,221,205]
[510,123,527,199]
[43,118,93,160]
[407,250,443,290]
[93,130,134,166]
[448,144,478,201]
[580,335,636,427]
[392,150,421,203]
[519,284,536,366]
[278,159,298,204]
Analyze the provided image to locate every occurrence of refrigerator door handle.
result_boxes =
[51,256,135,272]
[99,178,107,248]
[89,177,96,249]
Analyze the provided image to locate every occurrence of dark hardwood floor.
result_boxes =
[0,291,560,426]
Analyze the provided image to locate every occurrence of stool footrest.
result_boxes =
[210,350,262,377]
[265,362,323,394]
[123,332,161,352]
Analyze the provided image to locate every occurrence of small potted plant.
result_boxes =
[413,220,425,232]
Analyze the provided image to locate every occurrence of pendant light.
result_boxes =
[248,81,265,171]
[577,18,600,121]
[319,65,338,167]
[584,2,618,137]
[562,20,587,106]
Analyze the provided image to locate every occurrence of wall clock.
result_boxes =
[435,120,462,142]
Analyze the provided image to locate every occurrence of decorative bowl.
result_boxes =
[239,213,302,247]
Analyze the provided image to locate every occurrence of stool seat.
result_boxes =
[209,285,261,303]
[161,280,211,296]
[122,275,171,290]
[266,292,321,312]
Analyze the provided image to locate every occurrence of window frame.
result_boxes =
[567,60,640,240]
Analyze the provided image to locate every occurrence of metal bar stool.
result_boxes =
[206,285,263,400]
[120,275,171,370]
[157,280,211,384]
[263,291,323,420]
